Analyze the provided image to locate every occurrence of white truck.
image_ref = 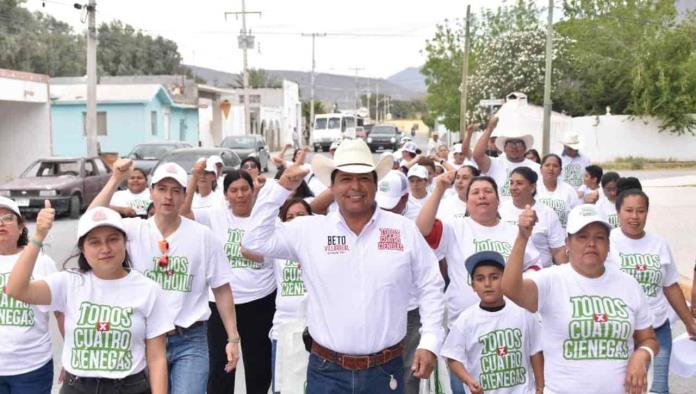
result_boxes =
[311,113,357,151]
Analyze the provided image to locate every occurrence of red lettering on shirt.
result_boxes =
[96,322,110,332]
[593,313,607,323]
[378,228,404,251]
[497,346,508,356]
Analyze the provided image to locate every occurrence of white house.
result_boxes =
[0,69,53,180]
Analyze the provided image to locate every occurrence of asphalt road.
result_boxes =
[24,136,696,393]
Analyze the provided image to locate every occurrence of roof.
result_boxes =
[50,84,197,108]
[0,68,49,84]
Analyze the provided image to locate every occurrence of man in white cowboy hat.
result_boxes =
[560,132,591,190]
[473,117,541,201]
[243,139,445,394]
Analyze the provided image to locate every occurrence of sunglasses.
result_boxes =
[0,213,17,225]
[242,163,258,170]
[158,240,169,267]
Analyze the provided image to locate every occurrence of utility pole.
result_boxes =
[459,4,471,135]
[542,0,554,155]
[375,81,380,123]
[301,33,326,143]
[85,0,98,156]
[349,66,364,111]
[225,1,261,135]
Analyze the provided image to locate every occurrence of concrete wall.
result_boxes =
[569,115,696,162]
[0,102,52,180]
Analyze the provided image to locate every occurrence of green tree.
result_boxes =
[301,100,326,128]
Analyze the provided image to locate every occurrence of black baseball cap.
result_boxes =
[465,251,506,276]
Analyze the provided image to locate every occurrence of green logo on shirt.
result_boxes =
[501,171,512,197]
[0,273,35,327]
[474,239,512,258]
[280,261,306,297]
[225,228,263,269]
[618,253,662,297]
[564,296,631,361]
[607,214,618,228]
[564,164,582,187]
[145,256,193,292]
[538,198,568,227]
[71,302,134,372]
[127,199,150,214]
[477,328,527,390]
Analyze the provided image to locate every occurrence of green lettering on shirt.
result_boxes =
[477,328,528,390]
[564,296,631,360]
[71,302,134,372]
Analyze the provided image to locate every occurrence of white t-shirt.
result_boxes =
[110,189,151,216]
[270,258,307,340]
[596,197,618,228]
[0,252,56,375]
[433,217,540,325]
[193,204,276,304]
[404,193,429,221]
[43,270,173,379]
[437,195,468,223]
[560,153,591,189]
[607,230,680,327]
[577,184,603,201]
[122,217,232,327]
[442,301,541,394]
[499,201,566,267]
[536,180,580,228]
[527,264,652,394]
[485,156,541,201]
[449,159,477,171]
[192,190,225,210]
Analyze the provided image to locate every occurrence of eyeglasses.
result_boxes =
[0,213,17,225]
[242,163,258,170]
[158,240,169,267]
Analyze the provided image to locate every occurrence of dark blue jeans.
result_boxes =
[306,353,404,394]
[0,359,53,394]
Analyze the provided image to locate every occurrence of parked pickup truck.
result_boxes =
[0,157,112,218]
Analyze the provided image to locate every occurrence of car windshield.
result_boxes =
[328,117,341,129]
[22,160,80,177]
[128,144,176,160]
[371,126,395,135]
[223,137,256,149]
[344,117,356,128]
[315,118,328,130]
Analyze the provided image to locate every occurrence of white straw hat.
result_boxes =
[561,133,581,150]
[311,139,393,187]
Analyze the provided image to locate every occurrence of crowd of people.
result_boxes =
[0,117,695,394]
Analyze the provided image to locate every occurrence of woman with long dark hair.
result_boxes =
[7,205,171,394]
[182,165,276,394]
[536,153,580,229]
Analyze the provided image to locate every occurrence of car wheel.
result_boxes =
[69,195,81,219]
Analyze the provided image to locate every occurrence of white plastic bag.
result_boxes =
[419,356,452,394]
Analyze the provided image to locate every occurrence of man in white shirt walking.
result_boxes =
[243,139,445,394]
[560,133,591,190]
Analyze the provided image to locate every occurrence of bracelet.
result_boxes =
[30,238,43,249]
[227,337,240,344]
[638,345,654,363]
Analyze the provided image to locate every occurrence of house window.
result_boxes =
[249,94,261,104]
[239,95,245,104]
[82,112,107,136]
[179,120,187,141]
[151,111,158,136]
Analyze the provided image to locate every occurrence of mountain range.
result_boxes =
[186,64,426,108]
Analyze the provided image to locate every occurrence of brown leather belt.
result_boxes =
[310,341,404,371]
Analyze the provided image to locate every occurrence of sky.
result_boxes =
[24,0,542,79]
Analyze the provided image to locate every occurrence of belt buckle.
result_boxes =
[340,355,371,371]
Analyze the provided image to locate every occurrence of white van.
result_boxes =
[312,113,357,151]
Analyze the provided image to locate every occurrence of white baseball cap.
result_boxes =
[402,142,418,154]
[204,157,218,174]
[150,162,188,188]
[0,196,21,216]
[77,207,125,238]
[376,170,408,210]
[407,164,429,180]
[208,155,224,166]
[452,144,463,154]
[566,204,612,235]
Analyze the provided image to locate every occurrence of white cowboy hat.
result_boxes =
[561,133,581,150]
[494,134,534,152]
[311,139,393,187]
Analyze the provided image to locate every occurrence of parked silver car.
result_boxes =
[220,135,270,172]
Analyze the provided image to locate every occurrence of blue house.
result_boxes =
[50,84,199,156]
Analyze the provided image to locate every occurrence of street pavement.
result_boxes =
[25,136,696,393]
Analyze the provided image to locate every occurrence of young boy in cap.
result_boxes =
[442,251,543,394]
